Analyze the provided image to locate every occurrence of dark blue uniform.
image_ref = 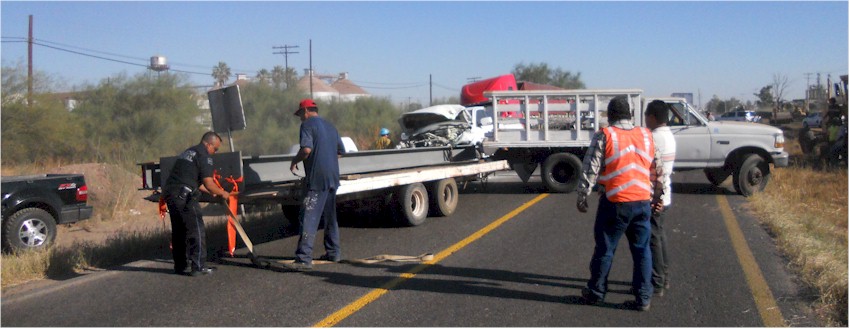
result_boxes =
[295,116,345,264]
[163,143,215,273]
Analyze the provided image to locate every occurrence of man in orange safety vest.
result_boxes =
[575,96,666,312]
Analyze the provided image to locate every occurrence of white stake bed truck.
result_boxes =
[464,89,789,196]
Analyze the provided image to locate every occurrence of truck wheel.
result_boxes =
[541,153,582,193]
[2,208,57,252]
[395,183,429,226]
[704,168,731,186]
[733,154,770,197]
[429,178,458,217]
[281,205,301,232]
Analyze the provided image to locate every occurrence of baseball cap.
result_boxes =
[295,98,317,115]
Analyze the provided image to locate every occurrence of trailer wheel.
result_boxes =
[395,183,429,226]
[2,208,57,252]
[541,153,582,193]
[281,205,301,234]
[733,154,770,197]
[429,178,458,217]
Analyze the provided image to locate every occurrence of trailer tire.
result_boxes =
[733,154,770,197]
[2,207,57,252]
[541,153,582,193]
[395,183,429,226]
[429,178,458,217]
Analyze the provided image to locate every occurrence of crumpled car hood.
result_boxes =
[398,104,468,135]
[397,104,483,148]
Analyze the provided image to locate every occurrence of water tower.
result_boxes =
[149,55,169,72]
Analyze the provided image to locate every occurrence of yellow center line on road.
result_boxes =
[313,193,550,327]
[716,194,785,326]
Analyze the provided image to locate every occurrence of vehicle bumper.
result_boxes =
[59,205,94,224]
[771,151,790,168]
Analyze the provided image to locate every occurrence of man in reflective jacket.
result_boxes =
[576,96,666,311]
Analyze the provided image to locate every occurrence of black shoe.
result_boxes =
[316,254,341,263]
[284,262,313,272]
[189,267,216,276]
[627,287,664,297]
[174,266,191,275]
[624,300,651,311]
[581,288,601,305]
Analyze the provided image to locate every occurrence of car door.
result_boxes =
[666,102,711,168]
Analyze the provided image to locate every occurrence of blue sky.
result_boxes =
[2,1,847,107]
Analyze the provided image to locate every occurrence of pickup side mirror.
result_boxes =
[479,117,493,126]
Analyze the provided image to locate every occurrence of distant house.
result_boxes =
[295,70,371,102]
[331,72,370,102]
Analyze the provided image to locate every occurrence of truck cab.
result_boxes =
[647,97,789,195]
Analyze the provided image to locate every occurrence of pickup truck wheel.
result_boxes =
[733,154,770,197]
[704,168,731,186]
[429,178,458,217]
[3,208,57,252]
[541,153,582,193]
[395,183,429,226]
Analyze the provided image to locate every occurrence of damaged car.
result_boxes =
[396,104,486,149]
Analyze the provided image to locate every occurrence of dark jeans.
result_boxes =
[586,196,653,306]
[650,206,669,289]
[164,187,207,272]
[294,188,341,264]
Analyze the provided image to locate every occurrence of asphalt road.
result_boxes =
[1,170,818,326]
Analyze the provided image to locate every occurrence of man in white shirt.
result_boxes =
[644,100,677,296]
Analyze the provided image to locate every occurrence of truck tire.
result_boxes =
[2,208,57,252]
[429,178,458,217]
[541,153,582,193]
[733,154,770,197]
[281,205,301,234]
[704,168,731,186]
[395,183,429,226]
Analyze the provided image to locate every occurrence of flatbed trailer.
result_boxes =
[139,145,509,226]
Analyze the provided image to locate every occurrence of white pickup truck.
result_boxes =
[459,90,788,196]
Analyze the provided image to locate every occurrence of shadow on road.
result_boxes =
[257,260,636,309]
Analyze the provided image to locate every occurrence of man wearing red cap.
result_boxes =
[287,99,345,271]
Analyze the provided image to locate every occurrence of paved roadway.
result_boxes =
[1,170,818,326]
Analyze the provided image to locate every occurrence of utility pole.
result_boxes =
[272,44,299,87]
[429,74,432,106]
[27,15,33,108]
[309,39,313,98]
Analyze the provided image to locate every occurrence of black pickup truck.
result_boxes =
[1,174,94,252]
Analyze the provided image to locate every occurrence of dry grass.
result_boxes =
[748,136,848,326]
[1,227,171,288]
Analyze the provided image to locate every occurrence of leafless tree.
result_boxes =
[771,73,790,122]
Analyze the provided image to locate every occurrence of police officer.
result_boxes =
[163,131,234,276]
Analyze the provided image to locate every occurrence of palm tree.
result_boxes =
[256,69,271,85]
[271,65,286,89]
[212,62,231,87]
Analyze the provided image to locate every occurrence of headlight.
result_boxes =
[774,134,785,149]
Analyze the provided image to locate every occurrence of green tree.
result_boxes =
[271,65,286,89]
[73,72,205,164]
[1,63,85,165]
[512,62,585,89]
[212,61,231,87]
[256,69,271,85]
[754,85,774,109]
